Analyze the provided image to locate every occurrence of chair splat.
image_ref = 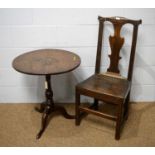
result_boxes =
[108,23,124,73]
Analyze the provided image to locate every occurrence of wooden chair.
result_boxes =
[75,16,142,140]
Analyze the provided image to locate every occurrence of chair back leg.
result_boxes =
[124,93,130,120]
[93,99,99,110]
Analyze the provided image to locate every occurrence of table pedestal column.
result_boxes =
[36,75,74,139]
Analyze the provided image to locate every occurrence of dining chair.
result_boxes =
[75,16,142,140]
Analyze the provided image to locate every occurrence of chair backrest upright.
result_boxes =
[95,16,142,81]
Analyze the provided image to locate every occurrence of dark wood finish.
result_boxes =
[79,107,117,121]
[108,23,124,73]
[77,74,130,103]
[12,49,80,75]
[36,75,74,139]
[128,24,139,81]
[12,49,81,139]
[95,20,104,74]
[75,16,142,140]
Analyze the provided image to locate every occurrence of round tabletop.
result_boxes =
[12,49,81,75]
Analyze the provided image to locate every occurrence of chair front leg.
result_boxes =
[115,103,123,140]
[75,91,81,126]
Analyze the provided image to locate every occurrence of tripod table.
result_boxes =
[12,49,81,139]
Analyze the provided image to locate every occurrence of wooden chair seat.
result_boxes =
[77,73,131,103]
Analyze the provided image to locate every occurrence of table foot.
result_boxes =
[55,105,75,119]
[36,106,51,139]
[36,129,44,139]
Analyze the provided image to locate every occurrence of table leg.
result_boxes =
[36,75,74,139]
[54,105,74,119]
[36,105,51,139]
[35,102,46,113]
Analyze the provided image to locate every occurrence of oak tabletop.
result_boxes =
[12,49,81,75]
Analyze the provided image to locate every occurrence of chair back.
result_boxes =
[95,16,142,81]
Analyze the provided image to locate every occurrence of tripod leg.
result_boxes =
[36,105,51,139]
[35,102,46,113]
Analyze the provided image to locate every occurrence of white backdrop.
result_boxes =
[0,8,155,103]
